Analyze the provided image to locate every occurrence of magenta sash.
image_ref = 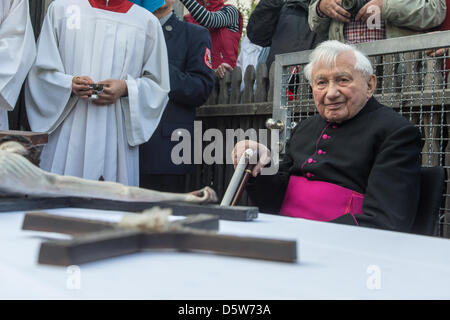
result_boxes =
[280,176,364,223]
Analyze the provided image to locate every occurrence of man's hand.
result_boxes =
[231,140,271,177]
[72,76,94,99]
[92,79,128,106]
[425,48,448,57]
[215,62,233,79]
[318,0,351,23]
[355,0,382,22]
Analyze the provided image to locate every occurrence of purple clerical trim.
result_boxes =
[280,176,364,222]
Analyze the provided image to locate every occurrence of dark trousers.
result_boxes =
[140,174,187,193]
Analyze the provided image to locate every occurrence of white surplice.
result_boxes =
[25,0,170,186]
[0,0,36,130]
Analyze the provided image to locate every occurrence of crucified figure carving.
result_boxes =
[0,136,217,204]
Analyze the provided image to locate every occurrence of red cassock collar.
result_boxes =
[88,0,133,13]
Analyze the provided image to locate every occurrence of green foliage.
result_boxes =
[235,0,259,38]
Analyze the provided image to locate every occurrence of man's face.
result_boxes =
[311,51,376,123]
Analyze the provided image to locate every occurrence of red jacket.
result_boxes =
[185,1,243,69]
[440,0,450,30]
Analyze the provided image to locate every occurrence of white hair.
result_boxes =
[303,40,374,82]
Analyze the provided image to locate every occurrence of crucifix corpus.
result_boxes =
[0,140,217,203]
[22,208,298,266]
[0,136,259,221]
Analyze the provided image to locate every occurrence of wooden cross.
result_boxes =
[22,210,297,266]
[1,196,259,221]
[0,130,48,146]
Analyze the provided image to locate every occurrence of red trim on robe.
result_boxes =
[88,0,133,13]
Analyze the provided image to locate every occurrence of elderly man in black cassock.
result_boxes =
[233,40,421,232]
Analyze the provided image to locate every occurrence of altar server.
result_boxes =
[26,0,170,186]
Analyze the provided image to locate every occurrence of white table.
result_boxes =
[1,207,450,299]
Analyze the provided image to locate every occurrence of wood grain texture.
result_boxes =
[0,130,48,145]
[1,196,259,221]
[24,212,297,266]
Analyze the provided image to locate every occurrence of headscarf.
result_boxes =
[129,0,165,12]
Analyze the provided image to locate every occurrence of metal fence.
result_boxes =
[189,64,274,207]
[271,31,450,237]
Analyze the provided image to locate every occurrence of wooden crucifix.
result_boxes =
[0,135,260,221]
[0,136,259,221]
[22,210,298,266]
[1,196,259,221]
[0,130,48,146]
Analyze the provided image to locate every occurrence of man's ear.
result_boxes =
[367,74,377,98]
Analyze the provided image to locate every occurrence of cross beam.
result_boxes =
[22,211,298,266]
[2,196,259,221]
[0,130,48,145]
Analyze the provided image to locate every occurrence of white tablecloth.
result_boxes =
[1,207,450,299]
